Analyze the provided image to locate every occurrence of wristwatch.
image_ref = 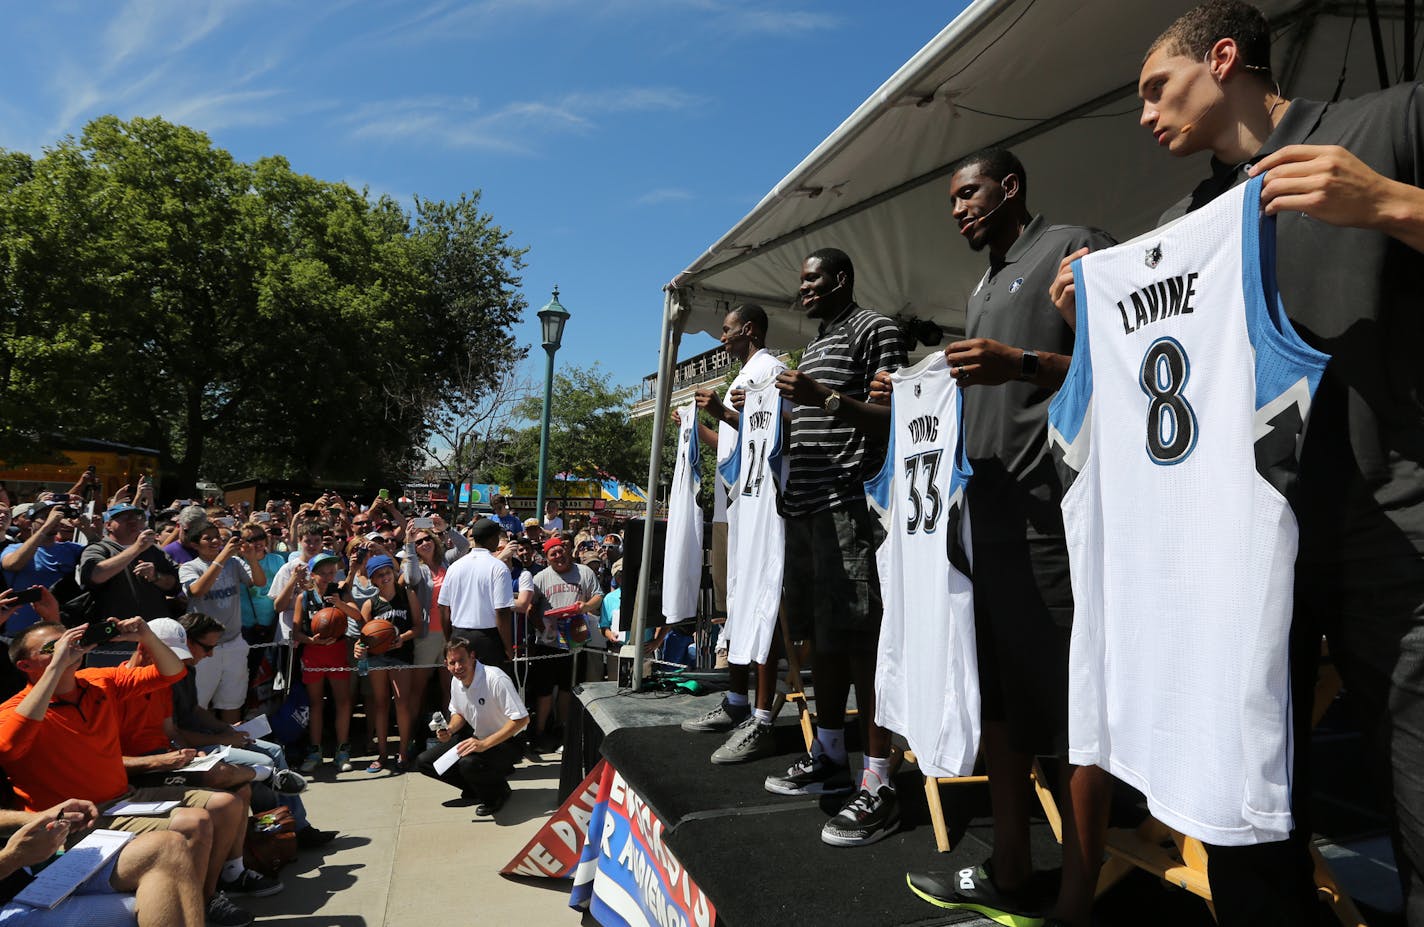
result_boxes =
[1019,350,1040,382]
[823,390,842,413]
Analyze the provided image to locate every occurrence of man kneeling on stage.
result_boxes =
[415,638,528,816]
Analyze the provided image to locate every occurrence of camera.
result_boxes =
[12,587,45,605]
[80,620,120,647]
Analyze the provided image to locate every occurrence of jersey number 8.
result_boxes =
[1140,336,1198,465]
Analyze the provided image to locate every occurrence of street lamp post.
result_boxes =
[535,287,570,523]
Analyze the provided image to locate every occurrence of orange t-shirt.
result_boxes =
[0,663,186,811]
[117,684,174,756]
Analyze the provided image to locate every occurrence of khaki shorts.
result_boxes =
[711,520,729,618]
[97,786,216,836]
[413,630,447,668]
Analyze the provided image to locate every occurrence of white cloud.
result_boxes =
[371,0,840,44]
[634,188,694,206]
[344,87,702,153]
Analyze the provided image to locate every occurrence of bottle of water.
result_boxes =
[356,655,369,677]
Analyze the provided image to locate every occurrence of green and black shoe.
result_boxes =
[905,864,1047,927]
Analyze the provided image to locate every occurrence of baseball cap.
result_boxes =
[104,503,145,521]
[308,552,340,572]
[10,503,33,517]
[148,618,192,661]
[365,554,395,576]
[612,558,624,575]
[603,534,622,545]
[543,537,566,555]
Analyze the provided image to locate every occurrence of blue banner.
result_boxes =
[570,764,715,927]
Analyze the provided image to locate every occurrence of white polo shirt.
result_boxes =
[450,663,528,738]
[438,547,514,630]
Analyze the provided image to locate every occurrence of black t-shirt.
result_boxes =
[77,539,180,621]
[1163,84,1424,594]
[370,588,415,664]
[171,671,220,735]
[964,216,1116,544]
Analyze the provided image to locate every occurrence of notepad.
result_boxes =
[234,715,272,740]
[433,747,461,775]
[103,800,178,816]
[177,745,229,773]
[13,829,133,909]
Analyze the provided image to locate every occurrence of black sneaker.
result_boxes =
[821,786,901,847]
[205,891,255,926]
[764,750,854,796]
[218,868,283,897]
[905,865,1046,927]
[680,697,750,733]
[296,825,338,849]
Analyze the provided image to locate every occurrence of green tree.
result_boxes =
[0,115,527,491]
[496,363,645,491]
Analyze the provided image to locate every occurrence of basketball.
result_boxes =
[360,618,400,655]
[309,607,347,644]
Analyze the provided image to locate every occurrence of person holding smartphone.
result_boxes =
[1,503,83,634]
[179,528,265,724]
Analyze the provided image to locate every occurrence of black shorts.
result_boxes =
[452,627,514,679]
[524,643,573,699]
[973,534,1073,756]
[783,503,883,655]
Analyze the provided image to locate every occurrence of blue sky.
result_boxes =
[1,0,965,395]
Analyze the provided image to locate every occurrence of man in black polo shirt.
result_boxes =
[892,148,1115,927]
[765,247,907,847]
[77,504,180,631]
[1048,3,1424,923]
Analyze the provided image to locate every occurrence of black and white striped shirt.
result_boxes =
[784,303,906,516]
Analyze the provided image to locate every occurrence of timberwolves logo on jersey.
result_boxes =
[1145,243,1163,268]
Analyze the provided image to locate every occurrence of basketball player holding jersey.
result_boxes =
[887,149,1115,927]
[679,305,791,767]
[1046,4,1424,923]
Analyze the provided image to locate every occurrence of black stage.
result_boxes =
[564,682,1402,927]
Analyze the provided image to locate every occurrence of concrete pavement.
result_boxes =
[240,748,584,926]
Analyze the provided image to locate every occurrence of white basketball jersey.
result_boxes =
[1048,174,1329,846]
[714,350,787,523]
[661,400,703,622]
[865,353,979,778]
[718,375,789,665]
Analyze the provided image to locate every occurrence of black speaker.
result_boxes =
[620,518,666,627]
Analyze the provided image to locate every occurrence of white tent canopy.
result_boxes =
[627,0,1417,684]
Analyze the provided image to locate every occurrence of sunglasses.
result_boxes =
[37,639,58,656]
[416,537,434,545]
[188,638,215,655]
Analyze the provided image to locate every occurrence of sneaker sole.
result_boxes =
[226,882,284,899]
[904,875,1045,927]
[821,816,901,848]
[680,718,744,733]
[709,746,773,765]
[763,777,855,797]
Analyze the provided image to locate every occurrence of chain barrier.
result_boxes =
[84,640,694,674]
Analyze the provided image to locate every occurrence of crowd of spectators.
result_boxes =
[0,478,639,924]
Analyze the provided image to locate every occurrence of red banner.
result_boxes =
[501,760,607,879]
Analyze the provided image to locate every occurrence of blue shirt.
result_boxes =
[2,541,83,633]
[239,552,287,629]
